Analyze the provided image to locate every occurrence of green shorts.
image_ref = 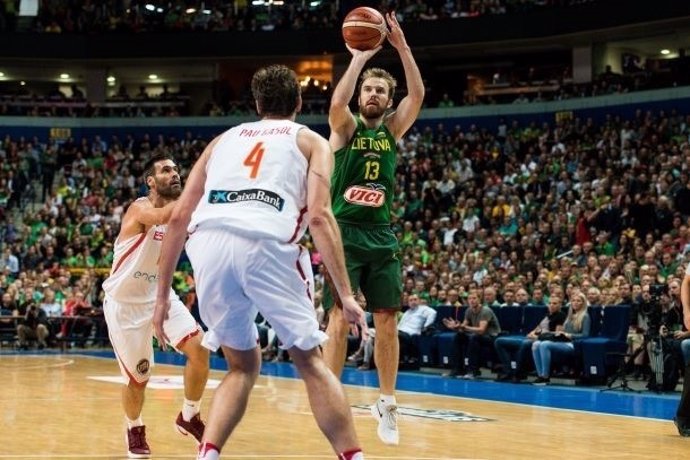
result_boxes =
[323,222,402,313]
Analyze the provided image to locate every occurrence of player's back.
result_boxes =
[189,119,309,243]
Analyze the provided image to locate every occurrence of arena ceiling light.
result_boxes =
[661,49,671,55]
[60,73,69,80]
[186,8,196,14]
[145,4,155,11]
[148,74,159,80]
[106,76,116,83]
[0,72,4,78]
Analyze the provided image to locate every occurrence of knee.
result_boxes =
[179,334,211,367]
[186,343,210,369]
[225,347,262,377]
[373,311,397,333]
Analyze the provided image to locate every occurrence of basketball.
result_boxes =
[342,7,387,51]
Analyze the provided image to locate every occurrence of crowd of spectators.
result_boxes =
[2,103,690,361]
[0,1,598,34]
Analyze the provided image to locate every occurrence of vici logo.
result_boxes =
[344,185,385,207]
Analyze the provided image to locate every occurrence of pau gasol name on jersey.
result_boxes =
[209,189,285,211]
[344,183,386,207]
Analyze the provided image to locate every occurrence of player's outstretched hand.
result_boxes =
[152,298,171,350]
[385,12,407,51]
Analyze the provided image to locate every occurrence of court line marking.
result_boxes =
[0,456,481,459]
[12,352,676,424]
[0,357,74,371]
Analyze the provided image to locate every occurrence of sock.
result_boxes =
[379,394,396,406]
[182,398,202,421]
[126,416,143,429]
[338,448,363,460]
[197,442,220,460]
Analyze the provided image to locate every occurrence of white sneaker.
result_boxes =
[370,400,399,445]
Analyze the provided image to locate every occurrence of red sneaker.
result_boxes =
[126,425,151,459]
[176,412,205,443]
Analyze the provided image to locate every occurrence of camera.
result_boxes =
[640,284,669,337]
[649,284,668,300]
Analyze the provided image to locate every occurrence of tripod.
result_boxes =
[600,336,650,393]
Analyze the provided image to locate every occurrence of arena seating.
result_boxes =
[413,304,631,382]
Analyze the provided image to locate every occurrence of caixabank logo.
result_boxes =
[209,189,285,211]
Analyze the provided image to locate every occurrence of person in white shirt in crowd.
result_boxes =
[357,294,436,370]
[397,294,437,364]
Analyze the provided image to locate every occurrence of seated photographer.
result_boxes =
[531,290,591,385]
[627,284,653,379]
[645,280,685,391]
[494,294,566,382]
[16,301,50,350]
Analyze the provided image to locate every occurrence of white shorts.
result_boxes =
[104,295,199,385]
[186,227,326,352]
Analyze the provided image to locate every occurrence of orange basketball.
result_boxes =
[342,7,387,51]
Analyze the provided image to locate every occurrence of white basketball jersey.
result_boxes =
[189,119,309,243]
[103,200,177,304]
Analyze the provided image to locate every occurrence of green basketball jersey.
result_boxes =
[331,117,397,225]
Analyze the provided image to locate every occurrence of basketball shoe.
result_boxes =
[126,425,151,459]
[176,412,205,443]
[370,400,399,445]
[674,416,690,437]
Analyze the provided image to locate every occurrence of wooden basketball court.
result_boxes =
[0,353,685,459]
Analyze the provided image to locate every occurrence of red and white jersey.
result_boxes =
[103,201,177,304]
[188,119,309,243]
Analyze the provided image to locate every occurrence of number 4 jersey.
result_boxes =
[331,117,396,226]
[189,119,309,243]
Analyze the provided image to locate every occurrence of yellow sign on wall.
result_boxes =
[50,128,72,140]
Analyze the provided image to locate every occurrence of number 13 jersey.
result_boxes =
[189,119,309,243]
[331,117,397,226]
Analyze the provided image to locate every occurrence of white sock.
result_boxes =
[182,398,201,421]
[379,394,396,406]
[351,453,364,460]
[126,416,143,429]
[197,442,220,460]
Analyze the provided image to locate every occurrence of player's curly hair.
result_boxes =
[359,67,397,100]
[143,152,175,181]
[251,65,301,117]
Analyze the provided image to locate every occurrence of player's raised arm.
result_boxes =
[383,12,424,141]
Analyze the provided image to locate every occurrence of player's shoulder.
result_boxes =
[297,125,327,143]
[125,197,152,216]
